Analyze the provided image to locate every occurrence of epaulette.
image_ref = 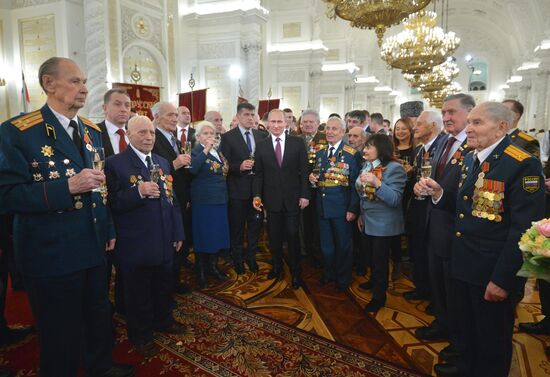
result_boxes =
[343,145,357,155]
[504,144,530,162]
[517,131,536,142]
[10,110,43,131]
[80,117,101,132]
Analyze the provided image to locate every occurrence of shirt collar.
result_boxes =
[178,124,189,131]
[424,134,439,151]
[475,136,506,165]
[105,119,124,135]
[238,125,253,136]
[271,132,286,142]
[453,128,467,143]
[157,126,175,142]
[129,143,152,165]
[328,139,342,152]
[48,105,78,133]
[363,159,381,171]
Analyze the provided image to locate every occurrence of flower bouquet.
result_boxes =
[517,219,550,282]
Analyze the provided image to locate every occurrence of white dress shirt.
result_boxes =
[105,120,128,155]
[270,132,286,158]
[49,105,78,140]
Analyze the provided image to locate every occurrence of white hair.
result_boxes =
[151,101,173,118]
[195,120,216,136]
[327,116,346,131]
[422,110,443,132]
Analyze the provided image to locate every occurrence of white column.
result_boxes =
[242,41,262,108]
[308,69,321,111]
[83,0,109,122]
[535,70,549,132]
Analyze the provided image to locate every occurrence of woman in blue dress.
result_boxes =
[190,121,230,288]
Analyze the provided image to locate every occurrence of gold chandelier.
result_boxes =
[323,0,432,47]
[404,60,459,92]
[380,10,460,74]
[423,81,462,108]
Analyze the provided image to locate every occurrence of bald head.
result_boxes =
[204,110,224,133]
[177,106,191,126]
[127,115,156,154]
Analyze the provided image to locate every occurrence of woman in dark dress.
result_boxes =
[190,121,230,288]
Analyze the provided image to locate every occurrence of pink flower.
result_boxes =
[537,221,550,237]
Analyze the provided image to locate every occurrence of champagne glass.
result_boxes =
[310,159,321,188]
[248,151,255,176]
[149,163,161,199]
[91,147,106,193]
[183,141,192,168]
[359,171,369,198]
[415,156,432,200]
[253,197,263,219]
[402,156,410,167]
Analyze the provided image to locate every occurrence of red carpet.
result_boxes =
[2,285,425,376]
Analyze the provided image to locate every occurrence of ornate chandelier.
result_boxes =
[423,81,462,108]
[404,60,459,92]
[323,0,432,47]
[380,10,460,74]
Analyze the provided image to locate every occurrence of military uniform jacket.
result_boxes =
[510,128,540,158]
[0,105,113,277]
[315,143,360,218]
[105,147,184,267]
[437,137,545,292]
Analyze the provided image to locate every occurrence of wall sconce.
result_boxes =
[0,77,5,86]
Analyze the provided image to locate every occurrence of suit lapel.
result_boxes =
[127,146,149,180]
[41,105,84,168]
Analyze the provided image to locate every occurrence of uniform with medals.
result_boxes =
[315,143,360,290]
[437,136,545,376]
[0,105,114,376]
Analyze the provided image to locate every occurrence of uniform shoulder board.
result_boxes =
[80,117,102,132]
[10,110,43,131]
[504,144,530,162]
[343,145,357,155]
[517,131,536,142]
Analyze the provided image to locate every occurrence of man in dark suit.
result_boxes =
[97,88,131,314]
[176,106,196,146]
[0,57,133,377]
[404,110,447,302]
[221,103,267,274]
[252,109,310,289]
[151,102,192,293]
[105,115,186,358]
[503,99,540,158]
[415,94,475,354]
[421,102,545,377]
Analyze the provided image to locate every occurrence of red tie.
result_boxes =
[435,136,456,179]
[116,129,127,152]
[180,128,187,145]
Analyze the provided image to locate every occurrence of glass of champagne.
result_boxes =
[248,151,255,176]
[415,156,432,200]
[253,197,263,220]
[402,156,410,167]
[311,159,321,188]
[149,163,161,199]
[91,147,106,193]
[359,171,369,198]
[183,141,192,168]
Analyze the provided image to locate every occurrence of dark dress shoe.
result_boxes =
[358,280,373,290]
[518,320,550,335]
[434,363,460,377]
[233,261,245,275]
[318,276,334,286]
[291,276,302,289]
[415,325,448,341]
[439,344,460,362]
[403,290,429,301]
[174,283,192,294]
[364,300,384,313]
[0,326,34,346]
[267,268,282,280]
[134,342,161,358]
[246,259,259,273]
[157,322,186,335]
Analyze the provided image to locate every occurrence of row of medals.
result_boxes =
[472,172,503,222]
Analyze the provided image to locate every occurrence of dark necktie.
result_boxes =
[275,138,282,167]
[145,155,152,170]
[116,128,127,152]
[472,155,480,172]
[435,136,456,179]
[68,120,83,157]
[328,146,335,159]
[170,134,179,154]
[245,131,253,154]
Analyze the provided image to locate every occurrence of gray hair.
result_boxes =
[151,101,173,118]
[195,120,216,136]
[422,110,443,132]
[327,116,346,131]
[38,57,68,91]
[301,109,320,123]
[478,101,514,127]
[444,93,476,110]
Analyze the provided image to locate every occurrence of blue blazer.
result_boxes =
[0,105,113,277]
[189,144,228,205]
[105,147,184,267]
[357,160,407,237]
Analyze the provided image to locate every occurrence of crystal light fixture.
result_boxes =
[423,81,462,108]
[404,60,459,92]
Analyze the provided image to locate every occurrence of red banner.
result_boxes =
[258,99,280,119]
[179,89,207,123]
[112,82,160,120]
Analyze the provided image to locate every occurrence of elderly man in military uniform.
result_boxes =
[309,116,360,292]
[418,102,545,377]
[0,57,133,377]
[502,99,540,158]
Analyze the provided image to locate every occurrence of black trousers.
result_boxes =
[301,193,320,257]
[407,230,430,296]
[267,210,300,275]
[364,235,392,302]
[120,262,173,346]
[540,279,550,319]
[428,251,454,339]
[228,198,263,260]
[173,203,192,287]
[451,278,514,377]
[24,264,113,377]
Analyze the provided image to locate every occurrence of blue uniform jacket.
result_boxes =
[0,105,113,277]
[437,137,545,292]
[357,161,407,237]
[189,144,228,205]
[316,143,360,218]
[105,147,184,267]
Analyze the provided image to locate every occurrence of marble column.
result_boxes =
[535,71,549,132]
[242,41,262,108]
[308,69,322,111]
[83,0,109,123]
